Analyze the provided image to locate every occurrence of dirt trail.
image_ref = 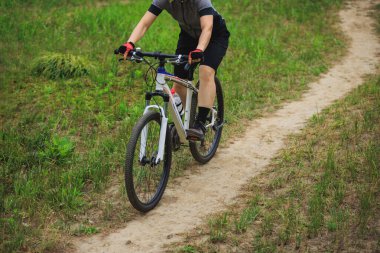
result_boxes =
[74,1,379,252]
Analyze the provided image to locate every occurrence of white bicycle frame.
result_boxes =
[137,61,217,165]
[139,68,195,164]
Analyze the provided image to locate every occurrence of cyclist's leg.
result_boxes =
[198,39,229,111]
[173,84,187,108]
[198,65,216,109]
[187,39,228,140]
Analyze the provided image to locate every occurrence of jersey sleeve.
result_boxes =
[149,0,164,16]
[197,0,214,16]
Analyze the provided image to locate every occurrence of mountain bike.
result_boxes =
[115,48,224,212]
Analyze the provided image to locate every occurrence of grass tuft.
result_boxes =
[38,135,75,164]
[209,212,229,243]
[32,53,94,80]
[234,197,260,234]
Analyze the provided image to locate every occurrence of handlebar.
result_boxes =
[115,47,199,80]
[115,48,188,62]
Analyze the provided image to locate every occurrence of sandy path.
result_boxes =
[74,0,379,252]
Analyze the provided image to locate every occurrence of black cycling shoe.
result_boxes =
[187,121,206,141]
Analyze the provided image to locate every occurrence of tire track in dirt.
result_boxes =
[74,0,379,252]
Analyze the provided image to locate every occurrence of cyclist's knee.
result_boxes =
[199,65,215,84]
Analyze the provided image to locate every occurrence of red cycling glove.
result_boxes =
[118,42,135,60]
[188,49,204,64]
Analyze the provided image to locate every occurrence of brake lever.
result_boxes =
[132,53,144,63]
[117,51,143,63]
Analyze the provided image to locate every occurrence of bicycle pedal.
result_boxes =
[186,135,204,142]
[214,120,226,130]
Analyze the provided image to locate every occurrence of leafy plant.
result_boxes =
[38,135,75,163]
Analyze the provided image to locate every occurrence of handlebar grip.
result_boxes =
[114,48,135,58]
[115,45,129,55]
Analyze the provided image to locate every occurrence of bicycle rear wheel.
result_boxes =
[189,77,224,164]
[125,110,172,212]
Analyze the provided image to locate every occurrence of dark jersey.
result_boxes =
[149,0,227,39]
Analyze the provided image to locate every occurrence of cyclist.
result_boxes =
[118,0,230,140]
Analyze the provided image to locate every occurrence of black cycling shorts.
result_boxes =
[174,29,230,79]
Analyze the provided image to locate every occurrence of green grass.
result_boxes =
[0,0,345,252]
[171,75,380,252]
[234,196,260,234]
[72,224,99,236]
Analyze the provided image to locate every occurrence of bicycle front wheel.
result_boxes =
[189,77,224,164]
[125,110,172,212]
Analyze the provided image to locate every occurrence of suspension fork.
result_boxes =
[139,92,169,165]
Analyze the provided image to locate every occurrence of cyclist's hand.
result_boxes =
[116,42,135,60]
[188,49,204,64]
